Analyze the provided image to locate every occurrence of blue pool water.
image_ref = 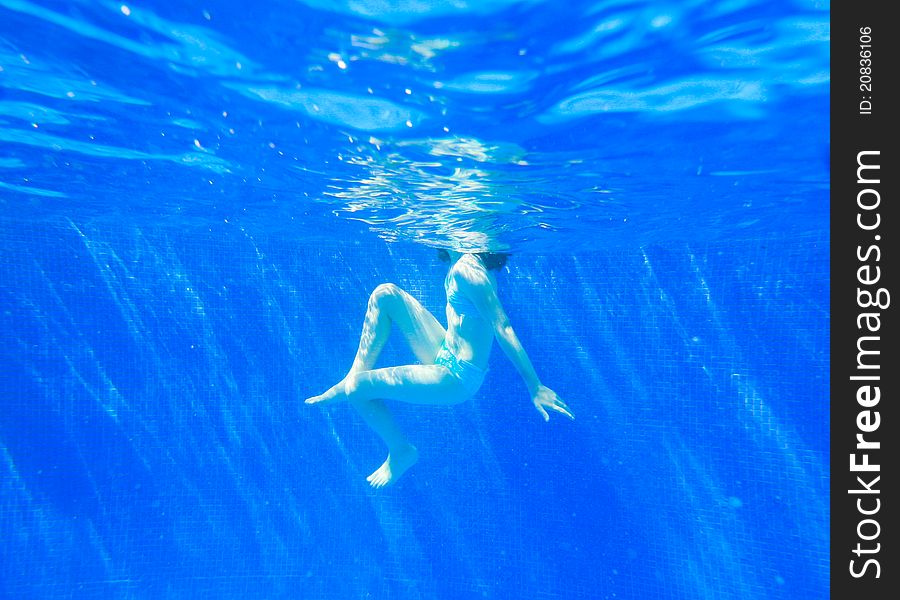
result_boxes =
[1,1,828,599]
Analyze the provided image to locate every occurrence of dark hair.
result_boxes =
[477,253,508,271]
[437,250,509,271]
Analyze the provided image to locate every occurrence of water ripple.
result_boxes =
[0,128,232,173]
[542,78,766,121]
[226,84,425,132]
[0,0,829,251]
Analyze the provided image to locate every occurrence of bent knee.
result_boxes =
[343,372,374,402]
[343,373,361,399]
[369,282,402,307]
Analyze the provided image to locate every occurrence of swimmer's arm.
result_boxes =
[462,275,573,421]
[461,273,540,391]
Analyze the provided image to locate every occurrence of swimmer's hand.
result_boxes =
[531,385,574,422]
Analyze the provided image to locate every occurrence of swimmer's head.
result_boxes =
[476,253,508,271]
[437,249,508,271]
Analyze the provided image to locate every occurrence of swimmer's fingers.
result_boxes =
[532,387,574,422]
[534,399,574,421]
[550,400,575,420]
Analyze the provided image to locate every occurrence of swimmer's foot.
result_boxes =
[304,378,347,405]
[367,444,418,489]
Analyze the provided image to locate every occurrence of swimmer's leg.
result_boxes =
[304,283,445,404]
[351,398,419,489]
[310,365,466,487]
[353,365,465,487]
[308,365,466,406]
[345,365,468,405]
[303,285,448,487]
[349,283,446,372]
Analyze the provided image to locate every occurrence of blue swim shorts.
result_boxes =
[433,340,487,396]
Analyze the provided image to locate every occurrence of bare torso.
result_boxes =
[443,254,496,368]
